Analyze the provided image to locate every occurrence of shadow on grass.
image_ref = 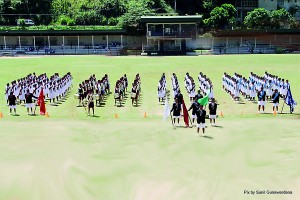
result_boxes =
[213,125,223,128]
[90,115,100,118]
[202,135,213,139]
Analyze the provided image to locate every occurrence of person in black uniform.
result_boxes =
[25,89,38,115]
[170,98,182,125]
[208,98,218,126]
[124,74,128,92]
[195,90,203,101]
[188,98,199,126]
[175,90,183,104]
[257,87,266,113]
[195,105,206,134]
[87,91,94,116]
[8,92,17,115]
[272,89,283,113]
[78,84,83,106]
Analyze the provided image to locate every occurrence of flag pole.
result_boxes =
[188,114,193,128]
[281,97,286,114]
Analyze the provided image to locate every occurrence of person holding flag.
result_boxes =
[195,93,209,134]
[284,86,297,114]
[181,97,190,127]
[37,87,46,115]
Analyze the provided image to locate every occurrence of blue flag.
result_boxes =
[285,87,297,113]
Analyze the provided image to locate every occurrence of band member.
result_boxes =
[170,98,182,125]
[124,74,128,92]
[272,89,283,113]
[131,83,137,106]
[208,98,218,126]
[188,98,199,125]
[8,92,17,115]
[78,84,83,106]
[196,105,206,134]
[25,89,38,115]
[87,91,94,116]
[257,87,266,113]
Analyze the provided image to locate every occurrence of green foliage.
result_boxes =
[271,8,294,29]
[0,25,122,31]
[118,0,154,32]
[56,15,75,26]
[244,8,295,29]
[205,4,236,29]
[244,8,271,29]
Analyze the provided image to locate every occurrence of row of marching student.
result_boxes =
[223,71,296,113]
[5,72,72,116]
[130,74,141,106]
[114,74,128,106]
[160,72,218,136]
[75,74,110,116]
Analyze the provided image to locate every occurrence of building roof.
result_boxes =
[140,16,202,24]
[0,29,127,36]
[214,29,300,37]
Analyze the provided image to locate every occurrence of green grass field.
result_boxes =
[0,55,300,200]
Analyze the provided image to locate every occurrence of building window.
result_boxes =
[278,0,284,5]
[241,0,258,7]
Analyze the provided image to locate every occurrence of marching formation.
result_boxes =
[3,71,296,125]
[76,74,110,116]
[197,72,214,99]
[5,72,72,115]
[223,71,294,113]
[130,74,141,106]
[157,73,166,103]
[114,74,128,106]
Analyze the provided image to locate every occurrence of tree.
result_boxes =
[271,8,294,29]
[118,0,173,32]
[244,8,271,29]
[205,3,236,29]
[244,8,295,29]
[118,0,154,33]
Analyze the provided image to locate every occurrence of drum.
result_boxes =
[131,92,136,99]
[74,94,80,99]
[94,94,100,101]
[114,93,120,99]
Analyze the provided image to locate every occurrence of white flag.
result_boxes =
[163,98,171,121]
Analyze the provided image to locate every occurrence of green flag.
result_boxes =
[198,95,209,106]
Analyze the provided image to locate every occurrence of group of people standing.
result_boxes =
[160,73,218,135]
[130,74,141,106]
[223,71,291,113]
[114,74,128,106]
[5,72,72,115]
[77,74,110,116]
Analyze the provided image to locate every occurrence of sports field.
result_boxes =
[0,55,300,200]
